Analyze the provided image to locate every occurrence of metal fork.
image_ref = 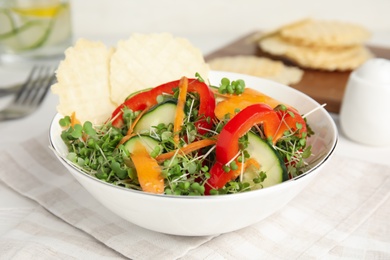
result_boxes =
[0,65,56,121]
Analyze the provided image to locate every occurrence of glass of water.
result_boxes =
[0,0,72,62]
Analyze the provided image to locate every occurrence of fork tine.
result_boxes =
[21,66,45,105]
[16,66,56,107]
[34,67,56,106]
[0,65,56,122]
[27,66,54,106]
[14,65,41,104]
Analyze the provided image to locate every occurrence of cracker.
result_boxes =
[254,18,311,41]
[208,55,303,85]
[259,35,373,71]
[109,33,210,105]
[285,42,373,71]
[52,33,209,124]
[280,19,370,47]
[51,39,116,125]
[257,18,373,71]
[258,35,291,56]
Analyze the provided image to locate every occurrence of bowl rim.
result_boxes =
[49,70,338,200]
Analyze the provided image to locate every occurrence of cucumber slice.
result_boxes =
[243,132,287,189]
[134,99,177,133]
[124,135,160,154]
[0,10,12,35]
[0,19,50,50]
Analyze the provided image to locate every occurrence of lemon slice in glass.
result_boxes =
[11,4,60,18]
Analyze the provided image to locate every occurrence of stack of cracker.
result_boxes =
[258,19,374,71]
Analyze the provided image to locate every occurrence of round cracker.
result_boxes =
[51,39,116,124]
[259,35,373,71]
[280,19,370,47]
[110,33,210,105]
[285,43,373,71]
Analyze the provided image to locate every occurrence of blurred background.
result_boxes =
[71,0,390,54]
[1,0,388,140]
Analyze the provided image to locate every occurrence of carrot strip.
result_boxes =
[70,111,80,127]
[210,88,231,98]
[156,136,218,162]
[130,141,164,194]
[117,105,151,146]
[117,133,136,146]
[126,107,149,136]
[244,158,261,170]
[173,77,188,145]
[229,158,262,180]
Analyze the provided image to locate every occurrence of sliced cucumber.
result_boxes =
[124,135,160,154]
[133,99,177,133]
[243,132,287,189]
[0,19,50,51]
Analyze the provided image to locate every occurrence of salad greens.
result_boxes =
[60,76,313,196]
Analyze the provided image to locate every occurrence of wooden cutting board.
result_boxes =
[205,32,390,113]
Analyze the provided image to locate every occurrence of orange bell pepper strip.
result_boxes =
[214,88,281,120]
[214,87,307,141]
[130,141,164,194]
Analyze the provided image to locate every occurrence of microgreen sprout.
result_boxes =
[218,77,246,95]
[195,72,205,82]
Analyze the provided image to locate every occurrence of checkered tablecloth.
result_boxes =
[0,133,389,259]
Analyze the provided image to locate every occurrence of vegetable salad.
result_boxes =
[59,75,313,195]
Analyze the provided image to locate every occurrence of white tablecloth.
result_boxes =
[1,132,390,259]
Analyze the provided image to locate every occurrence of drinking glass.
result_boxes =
[0,0,72,62]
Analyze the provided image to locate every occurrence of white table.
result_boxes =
[1,0,390,246]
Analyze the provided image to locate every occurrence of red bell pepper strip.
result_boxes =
[187,79,216,135]
[273,106,307,141]
[110,80,178,127]
[110,78,216,135]
[205,103,281,194]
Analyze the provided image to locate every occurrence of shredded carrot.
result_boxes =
[70,111,80,127]
[173,77,188,146]
[117,106,150,146]
[117,133,136,146]
[156,136,218,162]
[130,141,164,194]
[244,158,261,170]
[126,109,147,135]
[210,88,232,98]
[229,158,262,180]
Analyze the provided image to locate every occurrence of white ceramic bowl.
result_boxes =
[49,71,338,236]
